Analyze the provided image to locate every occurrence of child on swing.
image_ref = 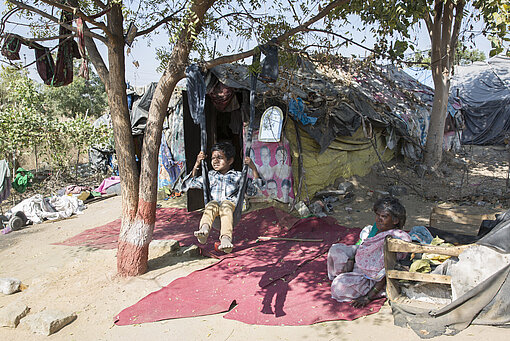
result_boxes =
[184,141,263,253]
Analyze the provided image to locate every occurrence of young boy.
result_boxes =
[183,141,263,253]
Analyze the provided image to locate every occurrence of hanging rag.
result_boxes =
[12,168,34,193]
[259,41,279,83]
[160,133,182,184]
[208,81,235,111]
[75,17,89,80]
[50,8,80,86]
[32,44,55,85]
[1,34,22,60]
[288,97,318,126]
[185,64,206,126]
[0,160,12,204]
[186,64,211,204]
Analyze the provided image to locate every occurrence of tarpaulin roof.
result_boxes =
[451,55,510,145]
[209,58,453,157]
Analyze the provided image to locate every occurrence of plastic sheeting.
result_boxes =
[128,82,157,135]
[451,55,510,145]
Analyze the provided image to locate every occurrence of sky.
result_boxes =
[0,3,494,87]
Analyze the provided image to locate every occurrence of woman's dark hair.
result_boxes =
[211,141,235,160]
[373,196,406,228]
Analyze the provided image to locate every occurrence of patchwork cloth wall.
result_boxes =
[245,130,295,204]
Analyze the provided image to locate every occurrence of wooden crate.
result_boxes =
[384,236,470,307]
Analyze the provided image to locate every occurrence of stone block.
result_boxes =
[0,278,21,295]
[182,245,201,257]
[0,302,30,328]
[19,310,77,336]
[149,239,180,258]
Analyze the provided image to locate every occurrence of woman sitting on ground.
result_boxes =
[327,196,411,307]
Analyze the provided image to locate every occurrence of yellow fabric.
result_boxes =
[422,236,454,265]
[285,123,394,200]
[410,259,432,273]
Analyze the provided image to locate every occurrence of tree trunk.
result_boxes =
[423,0,464,168]
[103,4,143,276]
[424,74,449,168]
[118,0,216,276]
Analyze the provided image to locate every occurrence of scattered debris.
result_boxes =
[388,185,408,197]
[294,201,310,217]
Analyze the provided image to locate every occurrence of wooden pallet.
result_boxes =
[384,236,470,307]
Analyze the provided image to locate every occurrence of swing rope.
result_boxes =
[233,50,261,225]
[186,48,262,225]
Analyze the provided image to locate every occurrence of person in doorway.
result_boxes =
[183,142,263,253]
[258,146,274,181]
[273,146,291,180]
[327,196,411,307]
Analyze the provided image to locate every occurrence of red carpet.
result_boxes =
[56,207,298,257]
[114,217,385,326]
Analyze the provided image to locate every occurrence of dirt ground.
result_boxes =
[0,145,509,340]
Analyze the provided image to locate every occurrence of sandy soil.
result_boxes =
[1,146,509,340]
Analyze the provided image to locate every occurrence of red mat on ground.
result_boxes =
[55,207,298,257]
[114,217,385,326]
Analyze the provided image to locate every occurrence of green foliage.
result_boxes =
[41,64,108,119]
[334,0,509,60]
[409,43,486,69]
[0,66,46,162]
[474,0,510,56]
[0,66,112,173]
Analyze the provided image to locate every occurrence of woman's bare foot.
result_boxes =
[194,224,210,244]
[218,235,233,253]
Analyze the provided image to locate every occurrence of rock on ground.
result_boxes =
[148,239,180,258]
[0,302,30,328]
[0,278,21,295]
[18,310,77,336]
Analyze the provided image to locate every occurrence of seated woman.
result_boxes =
[327,196,411,307]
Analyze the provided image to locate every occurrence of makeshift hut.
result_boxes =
[161,57,454,211]
[451,54,510,146]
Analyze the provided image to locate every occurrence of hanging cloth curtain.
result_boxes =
[185,64,211,204]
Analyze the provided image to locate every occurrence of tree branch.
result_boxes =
[202,0,349,70]
[449,0,465,68]
[135,5,187,36]
[287,0,301,25]
[7,0,108,43]
[307,28,376,54]
[83,21,109,90]
[92,0,107,10]
[38,0,109,33]
[440,0,454,69]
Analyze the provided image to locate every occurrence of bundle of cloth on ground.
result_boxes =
[6,194,85,224]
